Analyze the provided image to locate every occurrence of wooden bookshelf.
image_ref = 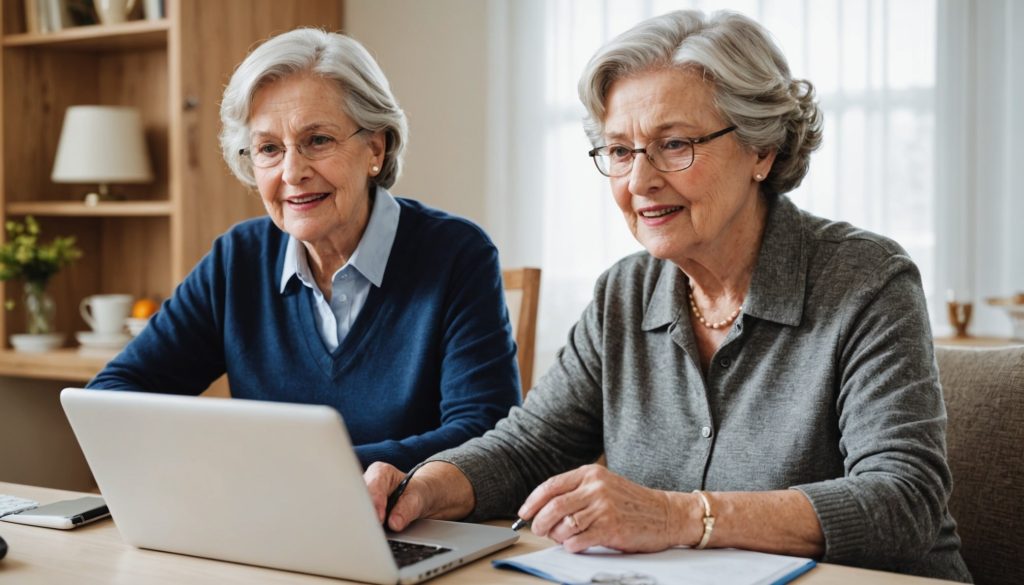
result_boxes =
[0,0,344,380]
[2,19,168,49]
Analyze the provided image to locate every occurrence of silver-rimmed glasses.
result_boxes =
[588,126,737,177]
[240,127,366,168]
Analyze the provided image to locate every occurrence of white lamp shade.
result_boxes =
[51,106,154,184]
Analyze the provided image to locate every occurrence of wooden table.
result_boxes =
[0,482,958,585]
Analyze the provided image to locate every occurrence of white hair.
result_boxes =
[578,10,822,195]
[219,28,407,189]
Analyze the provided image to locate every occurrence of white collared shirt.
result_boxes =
[279,188,400,351]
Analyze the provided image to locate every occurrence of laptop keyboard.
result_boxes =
[388,539,451,568]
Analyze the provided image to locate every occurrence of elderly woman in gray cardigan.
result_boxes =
[366,10,970,582]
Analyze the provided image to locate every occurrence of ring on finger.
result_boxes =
[566,513,579,532]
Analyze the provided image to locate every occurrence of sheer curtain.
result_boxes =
[486,0,1019,376]
[935,0,1024,338]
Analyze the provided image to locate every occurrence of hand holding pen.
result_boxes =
[363,461,476,531]
[385,473,416,525]
[510,463,684,553]
[364,461,419,530]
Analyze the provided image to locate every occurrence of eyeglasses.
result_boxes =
[239,127,366,168]
[588,126,737,177]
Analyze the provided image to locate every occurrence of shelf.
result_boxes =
[2,20,168,51]
[7,200,173,217]
[0,348,113,381]
[934,336,1024,348]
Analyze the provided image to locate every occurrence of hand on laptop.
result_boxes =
[364,462,475,531]
[365,462,410,527]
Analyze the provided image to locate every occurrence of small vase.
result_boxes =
[23,280,56,335]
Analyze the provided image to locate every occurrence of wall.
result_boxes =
[344,0,490,227]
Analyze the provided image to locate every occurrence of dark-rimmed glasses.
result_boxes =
[588,126,737,177]
[240,127,366,168]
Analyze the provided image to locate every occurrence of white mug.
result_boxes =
[142,0,162,20]
[95,0,138,25]
[80,294,133,335]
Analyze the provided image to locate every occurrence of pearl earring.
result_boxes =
[755,173,764,181]
[371,165,380,174]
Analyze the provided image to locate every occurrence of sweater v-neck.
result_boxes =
[289,213,405,379]
[292,278,387,377]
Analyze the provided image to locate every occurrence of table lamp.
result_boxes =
[51,105,153,205]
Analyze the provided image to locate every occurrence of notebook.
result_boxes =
[60,388,517,584]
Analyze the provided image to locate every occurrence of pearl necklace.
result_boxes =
[688,285,743,329]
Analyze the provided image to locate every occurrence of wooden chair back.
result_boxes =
[502,268,541,397]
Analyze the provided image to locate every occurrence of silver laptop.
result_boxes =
[60,388,517,584]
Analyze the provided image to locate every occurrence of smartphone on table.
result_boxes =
[1,496,109,530]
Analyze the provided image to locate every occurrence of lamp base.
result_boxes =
[83,184,123,206]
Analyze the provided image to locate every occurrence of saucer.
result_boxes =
[76,331,131,350]
[10,333,64,352]
[126,317,150,337]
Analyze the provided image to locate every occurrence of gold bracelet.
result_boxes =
[692,490,715,549]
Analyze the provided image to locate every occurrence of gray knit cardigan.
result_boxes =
[431,195,971,582]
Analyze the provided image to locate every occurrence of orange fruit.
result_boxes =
[132,298,159,319]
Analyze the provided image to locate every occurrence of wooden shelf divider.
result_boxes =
[934,336,1024,348]
[6,200,173,217]
[2,20,168,50]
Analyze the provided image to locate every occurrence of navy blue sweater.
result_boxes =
[89,198,521,470]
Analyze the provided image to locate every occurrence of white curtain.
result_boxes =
[486,0,1024,375]
[935,0,1024,338]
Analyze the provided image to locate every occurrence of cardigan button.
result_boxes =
[700,426,712,438]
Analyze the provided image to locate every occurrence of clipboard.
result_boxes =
[493,544,816,585]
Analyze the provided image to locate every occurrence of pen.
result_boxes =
[383,469,418,528]
[510,517,531,531]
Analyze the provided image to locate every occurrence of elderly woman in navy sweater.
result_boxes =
[88,29,520,471]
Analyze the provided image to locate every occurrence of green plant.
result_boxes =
[0,216,82,300]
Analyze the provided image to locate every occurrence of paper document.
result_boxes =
[493,545,816,585]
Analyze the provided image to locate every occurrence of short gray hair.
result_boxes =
[220,28,407,189]
[578,10,822,196]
